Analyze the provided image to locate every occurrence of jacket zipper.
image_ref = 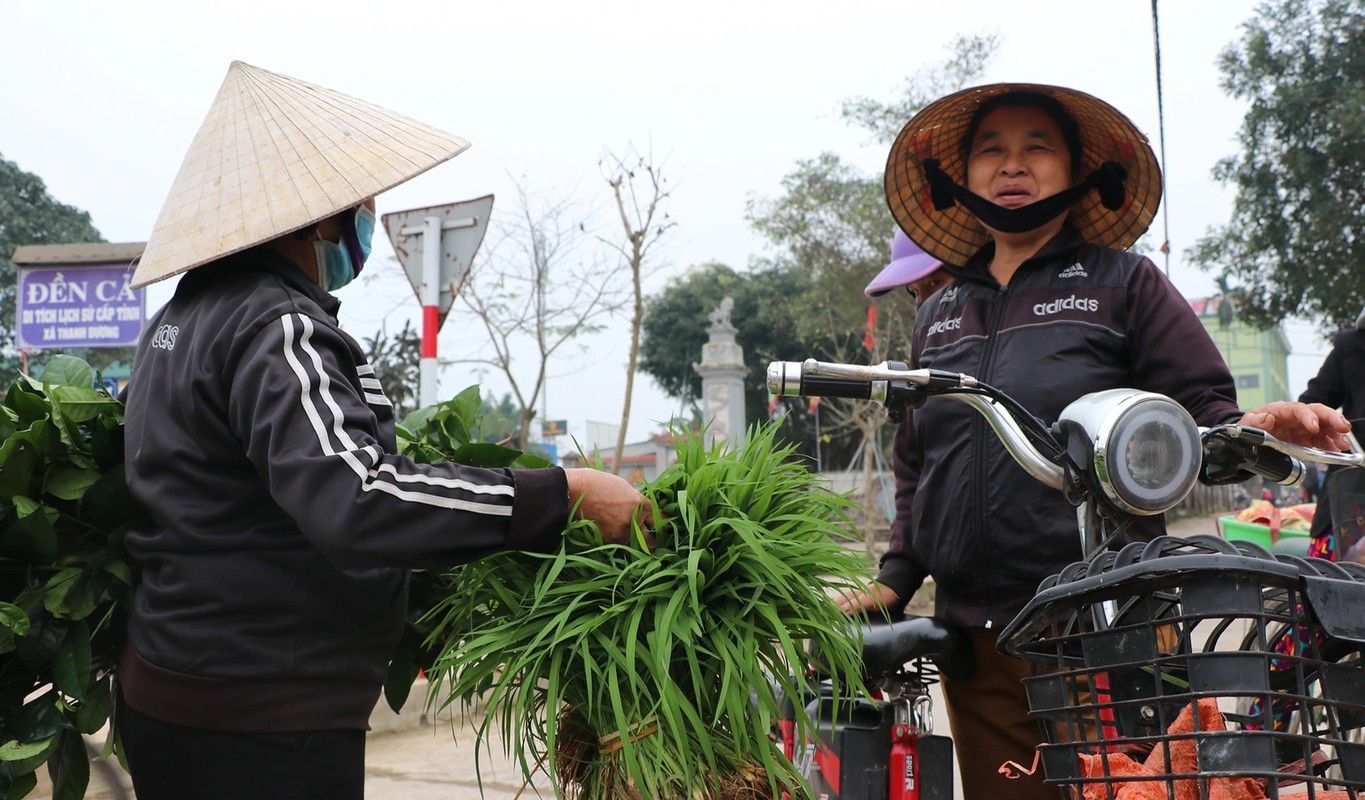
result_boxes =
[972,282,1011,627]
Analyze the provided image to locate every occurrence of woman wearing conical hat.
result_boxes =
[837,84,1350,800]
[118,62,651,800]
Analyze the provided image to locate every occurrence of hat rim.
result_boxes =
[131,143,468,289]
[864,251,942,297]
[884,82,1163,266]
[131,61,471,289]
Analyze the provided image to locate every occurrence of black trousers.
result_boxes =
[118,702,366,800]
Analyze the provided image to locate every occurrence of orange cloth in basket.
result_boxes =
[1233,500,1313,532]
[1073,699,1354,800]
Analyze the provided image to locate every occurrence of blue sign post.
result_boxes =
[17,264,145,349]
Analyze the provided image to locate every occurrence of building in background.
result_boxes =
[559,432,679,483]
[1189,296,1292,408]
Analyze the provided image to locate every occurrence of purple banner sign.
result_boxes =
[17,264,145,349]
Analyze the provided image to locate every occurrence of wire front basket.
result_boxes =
[998,534,1365,800]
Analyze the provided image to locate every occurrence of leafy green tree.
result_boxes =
[746,152,917,358]
[0,154,133,378]
[475,392,522,444]
[1190,0,1365,330]
[638,262,825,446]
[362,318,422,418]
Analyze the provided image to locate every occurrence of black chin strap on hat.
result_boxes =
[921,159,1129,234]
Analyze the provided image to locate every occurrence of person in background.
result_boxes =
[837,82,1350,800]
[118,61,651,800]
[1298,304,1365,561]
[864,227,949,304]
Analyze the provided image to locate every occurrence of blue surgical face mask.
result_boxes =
[314,238,356,292]
[355,205,375,265]
[315,205,375,292]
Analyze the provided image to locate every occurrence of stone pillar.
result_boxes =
[693,297,747,448]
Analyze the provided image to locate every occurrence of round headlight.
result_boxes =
[1058,390,1202,515]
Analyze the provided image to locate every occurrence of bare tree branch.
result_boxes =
[445,176,629,449]
[598,144,675,475]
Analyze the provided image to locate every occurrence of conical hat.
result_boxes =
[133,61,470,288]
[885,83,1162,266]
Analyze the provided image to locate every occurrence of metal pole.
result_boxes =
[419,216,441,408]
[813,402,822,472]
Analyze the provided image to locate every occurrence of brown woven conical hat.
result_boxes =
[133,61,470,288]
[885,83,1162,266]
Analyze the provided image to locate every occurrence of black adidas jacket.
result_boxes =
[120,250,568,730]
[876,228,1242,629]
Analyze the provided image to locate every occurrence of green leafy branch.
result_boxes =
[0,356,141,800]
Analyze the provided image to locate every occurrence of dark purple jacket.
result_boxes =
[876,228,1242,629]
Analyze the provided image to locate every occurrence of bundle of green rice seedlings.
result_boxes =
[423,423,871,799]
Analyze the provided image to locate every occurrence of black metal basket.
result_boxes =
[997,534,1365,799]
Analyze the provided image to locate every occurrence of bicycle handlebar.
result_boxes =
[767,358,1365,495]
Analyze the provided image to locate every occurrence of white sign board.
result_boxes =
[382,195,494,325]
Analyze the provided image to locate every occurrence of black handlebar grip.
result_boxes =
[1247,446,1304,485]
[798,375,874,401]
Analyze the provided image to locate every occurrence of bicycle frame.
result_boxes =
[767,358,1365,799]
[778,615,960,800]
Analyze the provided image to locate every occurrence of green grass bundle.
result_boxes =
[423,424,871,799]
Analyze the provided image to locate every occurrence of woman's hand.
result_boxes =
[1238,401,1352,451]
[835,581,902,616]
[565,468,655,546]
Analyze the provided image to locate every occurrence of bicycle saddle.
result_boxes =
[859,614,967,677]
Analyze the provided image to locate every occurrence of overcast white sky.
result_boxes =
[3,0,1331,445]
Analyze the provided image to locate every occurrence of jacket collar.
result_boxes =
[190,247,342,317]
[943,225,1087,287]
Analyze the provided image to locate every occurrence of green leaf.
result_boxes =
[11,694,69,742]
[50,621,91,702]
[0,739,51,763]
[398,407,435,436]
[43,466,102,501]
[101,560,133,587]
[74,677,112,736]
[1,764,41,800]
[47,729,89,800]
[0,604,29,636]
[0,502,59,563]
[5,734,57,778]
[88,416,124,469]
[43,570,96,621]
[4,382,51,429]
[448,443,524,469]
[447,385,482,429]
[15,612,68,672]
[0,440,39,500]
[38,357,95,390]
[382,647,419,714]
[47,386,121,425]
[79,465,143,530]
[509,451,554,469]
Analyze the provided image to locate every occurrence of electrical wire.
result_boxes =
[1151,0,1173,276]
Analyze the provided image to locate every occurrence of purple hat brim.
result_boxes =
[864,251,943,297]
